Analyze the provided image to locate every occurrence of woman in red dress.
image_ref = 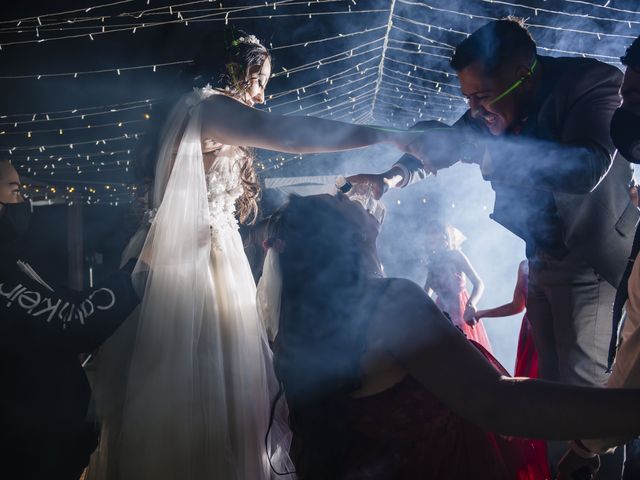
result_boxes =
[475,260,549,479]
[268,194,640,480]
[475,260,538,378]
[423,222,493,352]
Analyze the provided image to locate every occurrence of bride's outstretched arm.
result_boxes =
[375,278,640,441]
[200,94,412,154]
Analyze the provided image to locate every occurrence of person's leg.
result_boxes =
[544,260,623,479]
[550,270,613,387]
[527,258,569,476]
[526,258,559,382]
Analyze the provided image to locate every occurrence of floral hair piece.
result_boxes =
[231,34,263,48]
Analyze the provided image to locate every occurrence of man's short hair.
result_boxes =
[450,17,536,76]
[621,35,640,70]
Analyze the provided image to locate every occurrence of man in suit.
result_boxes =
[558,34,640,480]
[352,18,637,477]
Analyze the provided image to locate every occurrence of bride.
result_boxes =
[87,29,412,480]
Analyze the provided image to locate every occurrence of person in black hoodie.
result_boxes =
[0,159,141,480]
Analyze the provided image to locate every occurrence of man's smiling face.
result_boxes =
[458,60,531,136]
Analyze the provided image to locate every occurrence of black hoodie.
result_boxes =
[0,253,140,480]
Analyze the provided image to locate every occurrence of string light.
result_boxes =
[267,72,377,110]
[3,0,345,38]
[391,25,457,50]
[0,103,154,126]
[293,85,377,116]
[0,98,154,119]
[271,37,385,78]
[0,4,386,48]
[385,58,459,88]
[561,0,640,16]
[386,45,452,61]
[0,0,300,33]
[370,0,396,121]
[398,0,639,40]
[268,59,379,100]
[4,119,144,136]
[0,60,190,80]
[381,71,454,103]
[483,0,640,25]
[269,24,388,51]
[0,0,136,26]
[6,0,638,202]
[8,132,142,152]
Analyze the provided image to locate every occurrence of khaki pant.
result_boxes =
[527,250,623,479]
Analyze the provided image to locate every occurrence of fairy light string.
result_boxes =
[4,0,638,204]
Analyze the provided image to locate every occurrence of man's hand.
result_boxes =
[346,173,388,200]
[404,131,461,173]
[404,136,439,175]
[557,448,600,480]
[347,165,412,200]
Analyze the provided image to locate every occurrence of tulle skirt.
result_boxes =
[87,226,292,480]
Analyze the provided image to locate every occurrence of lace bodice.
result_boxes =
[188,84,246,247]
[205,145,244,246]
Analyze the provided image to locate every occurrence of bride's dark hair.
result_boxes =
[270,195,367,479]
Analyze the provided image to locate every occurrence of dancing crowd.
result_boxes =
[2,16,640,480]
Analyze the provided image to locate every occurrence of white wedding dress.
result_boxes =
[87,87,292,480]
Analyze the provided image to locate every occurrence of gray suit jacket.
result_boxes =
[396,56,638,287]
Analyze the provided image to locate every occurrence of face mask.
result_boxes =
[611,107,640,163]
[0,199,32,243]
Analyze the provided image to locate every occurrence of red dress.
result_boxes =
[344,342,550,480]
[512,270,549,477]
[514,273,538,378]
[427,253,493,352]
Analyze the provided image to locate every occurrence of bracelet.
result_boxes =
[569,440,597,459]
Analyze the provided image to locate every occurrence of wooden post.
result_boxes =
[67,202,84,290]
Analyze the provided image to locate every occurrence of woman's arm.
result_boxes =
[376,278,640,440]
[452,250,484,324]
[200,94,411,154]
[475,261,527,319]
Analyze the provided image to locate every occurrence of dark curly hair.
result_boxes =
[270,195,367,480]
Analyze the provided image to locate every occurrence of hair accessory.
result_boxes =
[232,35,262,48]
